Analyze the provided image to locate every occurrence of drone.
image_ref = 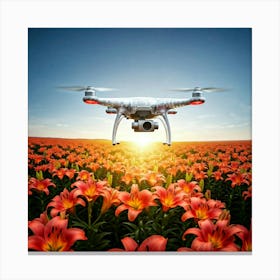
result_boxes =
[59,86,225,145]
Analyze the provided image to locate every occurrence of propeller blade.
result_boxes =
[57,86,118,92]
[170,88,195,92]
[94,87,118,92]
[170,87,228,93]
[201,87,227,92]
[57,86,87,92]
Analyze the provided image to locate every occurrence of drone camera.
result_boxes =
[132,120,159,132]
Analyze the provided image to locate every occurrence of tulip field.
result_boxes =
[28,137,252,252]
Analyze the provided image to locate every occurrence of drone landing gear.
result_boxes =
[112,113,124,145]
[163,143,171,146]
[158,113,171,146]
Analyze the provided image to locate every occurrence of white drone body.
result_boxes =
[60,86,224,145]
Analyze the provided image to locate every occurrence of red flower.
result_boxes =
[226,172,250,188]
[176,179,202,197]
[152,184,185,212]
[109,235,167,251]
[182,219,242,251]
[71,178,107,202]
[28,216,87,251]
[235,224,252,251]
[181,197,225,222]
[212,171,223,181]
[47,188,86,218]
[115,184,157,221]
[53,168,75,180]
[140,171,166,187]
[121,172,134,185]
[76,170,92,181]
[100,187,120,214]
[242,186,252,200]
[28,177,55,195]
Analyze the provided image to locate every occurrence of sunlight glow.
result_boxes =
[133,134,154,148]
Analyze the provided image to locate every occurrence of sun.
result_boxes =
[133,134,153,148]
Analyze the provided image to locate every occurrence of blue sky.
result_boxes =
[28,28,251,142]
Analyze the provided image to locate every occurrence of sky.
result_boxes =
[28,28,251,143]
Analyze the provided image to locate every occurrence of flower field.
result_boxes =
[28,137,252,252]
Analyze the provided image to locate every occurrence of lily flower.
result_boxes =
[100,187,120,214]
[212,171,223,181]
[121,172,135,185]
[28,177,55,195]
[71,178,107,202]
[176,179,202,197]
[182,219,242,251]
[47,188,86,218]
[109,235,167,251]
[53,168,75,180]
[115,184,157,221]
[140,171,166,187]
[242,186,252,200]
[226,172,250,188]
[28,216,87,251]
[181,197,224,222]
[152,184,185,212]
[235,224,252,251]
[76,170,92,181]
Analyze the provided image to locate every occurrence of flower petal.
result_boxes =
[138,235,167,251]
[115,204,129,217]
[28,236,44,251]
[121,237,138,251]
[127,208,142,222]
[28,220,45,236]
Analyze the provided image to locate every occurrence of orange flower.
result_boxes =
[109,235,167,251]
[71,178,107,202]
[115,184,157,221]
[152,184,185,212]
[28,216,87,251]
[226,172,250,188]
[242,186,252,200]
[100,187,120,214]
[121,172,134,185]
[140,171,166,187]
[53,168,75,180]
[176,179,202,197]
[76,170,92,181]
[212,171,223,181]
[181,197,224,222]
[235,224,252,251]
[47,188,86,217]
[182,219,242,251]
[28,177,55,195]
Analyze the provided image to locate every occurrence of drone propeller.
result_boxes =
[170,87,227,93]
[57,86,117,92]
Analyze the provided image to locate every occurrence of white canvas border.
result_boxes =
[0,0,279,280]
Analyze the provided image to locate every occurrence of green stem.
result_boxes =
[92,212,103,226]
[88,201,93,226]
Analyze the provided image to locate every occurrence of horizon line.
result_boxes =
[28,136,252,143]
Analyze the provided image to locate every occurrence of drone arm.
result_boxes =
[162,97,205,109]
[112,112,124,145]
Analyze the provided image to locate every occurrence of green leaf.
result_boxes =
[123,222,138,230]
